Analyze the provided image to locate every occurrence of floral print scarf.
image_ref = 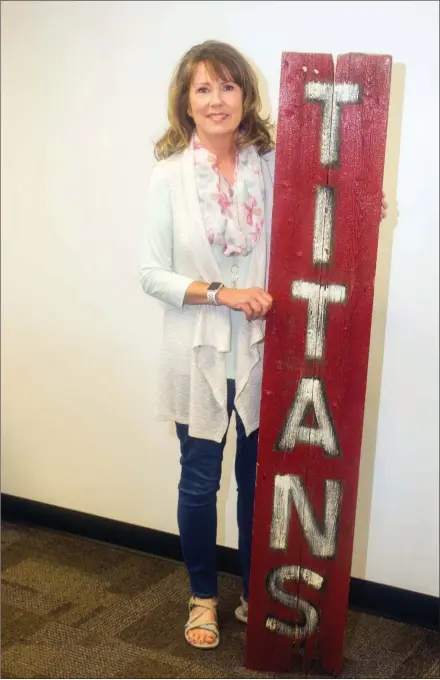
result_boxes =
[192,133,265,257]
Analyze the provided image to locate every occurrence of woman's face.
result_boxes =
[188,61,243,140]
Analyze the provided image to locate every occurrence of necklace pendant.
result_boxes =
[231,263,239,290]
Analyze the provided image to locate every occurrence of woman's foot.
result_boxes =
[185,596,219,647]
[235,595,248,623]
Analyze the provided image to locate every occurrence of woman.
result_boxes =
[140,40,387,649]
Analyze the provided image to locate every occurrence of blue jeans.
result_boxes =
[176,380,258,600]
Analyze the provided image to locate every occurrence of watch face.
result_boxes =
[208,282,222,292]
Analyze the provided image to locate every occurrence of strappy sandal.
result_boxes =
[234,595,248,624]
[184,596,220,649]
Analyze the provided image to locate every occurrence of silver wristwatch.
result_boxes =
[207,282,224,306]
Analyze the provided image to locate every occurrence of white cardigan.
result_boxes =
[140,147,275,443]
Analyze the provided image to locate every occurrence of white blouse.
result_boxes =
[212,243,250,380]
[211,170,252,380]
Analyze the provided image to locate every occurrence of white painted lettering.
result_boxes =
[266,565,324,637]
[314,186,334,265]
[305,81,361,166]
[270,474,343,557]
[276,377,341,456]
[292,281,347,360]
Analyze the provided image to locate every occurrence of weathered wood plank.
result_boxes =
[245,52,392,675]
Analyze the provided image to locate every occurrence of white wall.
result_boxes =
[1,0,438,597]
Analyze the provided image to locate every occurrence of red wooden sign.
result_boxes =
[245,53,392,675]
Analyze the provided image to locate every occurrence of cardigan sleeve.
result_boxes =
[262,149,276,185]
[140,163,194,308]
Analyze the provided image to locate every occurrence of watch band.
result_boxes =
[207,282,224,306]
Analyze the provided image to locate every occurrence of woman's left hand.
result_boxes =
[381,191,388,221]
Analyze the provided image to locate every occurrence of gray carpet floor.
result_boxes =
[1,521,439,679]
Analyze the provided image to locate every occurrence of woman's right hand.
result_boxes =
[216,287,273,321]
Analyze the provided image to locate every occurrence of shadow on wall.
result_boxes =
[352,62,406,578]
[249,55,276,128]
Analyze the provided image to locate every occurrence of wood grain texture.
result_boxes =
[245,52,392,675]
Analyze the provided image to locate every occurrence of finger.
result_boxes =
[247,299,264,321]
[259,297,273,315]
[242,303,253,321]
[254,288,273,305]
[249,299,263,316]
[249,308,263,320]
[258,289,273,304]
[255,291,272,310]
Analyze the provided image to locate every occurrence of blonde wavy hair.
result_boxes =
[154,41,275,160]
